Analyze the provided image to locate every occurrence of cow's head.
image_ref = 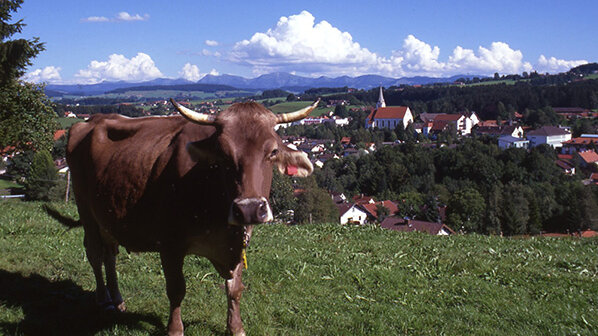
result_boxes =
[171,98,318,225]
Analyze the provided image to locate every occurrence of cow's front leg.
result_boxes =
[226,261,246,336]
[161,250,186,336]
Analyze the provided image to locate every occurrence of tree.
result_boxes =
[0,81,58,152]
[0,0,57,153]
[445,187,486,233]
[294,177,338,224]
[24,149,57,201]
[0,0,45,85]
[269,170,297,222]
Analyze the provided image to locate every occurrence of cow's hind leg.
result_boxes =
[104,248,126,312]
[160,250,186,336]
[83,227,114,311]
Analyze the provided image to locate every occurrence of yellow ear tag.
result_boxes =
[242,249,248,269]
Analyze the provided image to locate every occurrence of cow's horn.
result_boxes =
[276,98,320,124]
[170,98,216,125]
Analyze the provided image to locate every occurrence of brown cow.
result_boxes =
[66,99,318,335]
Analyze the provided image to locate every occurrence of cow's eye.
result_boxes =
[269,148,279,159]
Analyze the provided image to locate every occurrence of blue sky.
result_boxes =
[15,0,598,84]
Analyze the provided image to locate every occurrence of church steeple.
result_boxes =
[376,85,386,109]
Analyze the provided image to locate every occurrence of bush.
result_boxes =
[24,150,57,201]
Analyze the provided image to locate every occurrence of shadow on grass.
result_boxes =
[0,269,164,335]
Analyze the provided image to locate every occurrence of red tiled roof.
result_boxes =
[54,129,67,141]
[434,114,462,121]
[563,137,598,145]
[369,106,409,120]
[430,120,450,131]
[359,201,398,219]
[353,195,375,204]
[577,150,598,164]
[380,217,455,235]
[580,230,598,238]
[557,154,574,161]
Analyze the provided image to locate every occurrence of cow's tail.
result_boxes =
[43,204,82,229]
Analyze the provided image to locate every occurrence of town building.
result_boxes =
[526,126,571,148]
[365,87,413,130]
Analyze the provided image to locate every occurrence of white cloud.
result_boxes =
[74,53,163,84]
[81,12,149,23]
[535,55,588,73]
[229,10,574,78]
[115,12,149,22]
[22,66,62,83]
[448,42,532,75]
[179,63,201,81]
[178,63,219,81]
[201,49,221,57]
[231,10,380,76]
[205,40,219,47]
[81,16,109,23]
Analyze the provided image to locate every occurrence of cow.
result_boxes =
[65,98,318,336]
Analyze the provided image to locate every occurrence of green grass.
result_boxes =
[57,117,84,129]
[0,201,597,335]
[0,180,22,190]
[270,101,330,117]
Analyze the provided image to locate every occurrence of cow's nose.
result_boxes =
[229,197,273,225]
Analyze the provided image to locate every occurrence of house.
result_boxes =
[380,216,455,235]
[474,125,524,138]
[556,160,576,175]
[365,106,414,130]
[331,192,347,204]
[498,135,529,150]
[562,134,598,154]
[423,113,475,136]
[526,126,571,148]
[358,200,399,222]
[575,149,598,168]
[337,203,368,225]
[353,195,375,205]
[340,137,351,146]
[589,173,598,184]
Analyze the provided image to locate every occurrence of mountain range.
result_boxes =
[45,72,477,97]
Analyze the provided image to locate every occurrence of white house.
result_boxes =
[365,106,414,130]
[337,203,368,225]
[498,135,530,149]
[527,126,571,148]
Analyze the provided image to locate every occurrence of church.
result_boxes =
[365,87,413,130]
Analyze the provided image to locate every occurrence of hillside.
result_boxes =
[0,201,596,335]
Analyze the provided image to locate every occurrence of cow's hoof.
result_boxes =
[233,332,246,336]
[115,301,127,312]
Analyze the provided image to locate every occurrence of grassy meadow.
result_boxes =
[0,200,597,335]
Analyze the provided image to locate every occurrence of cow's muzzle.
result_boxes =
[229,197,273,225]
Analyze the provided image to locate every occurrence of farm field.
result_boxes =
[270,101,330,116]
[0,201,596,335]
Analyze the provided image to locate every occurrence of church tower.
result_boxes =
[376,85,386,109]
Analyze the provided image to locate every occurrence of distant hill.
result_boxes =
[198,72,475,90]
[106,83,241,94]
[45,73,478,97]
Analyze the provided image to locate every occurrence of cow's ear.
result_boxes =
[275,148,313,177]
